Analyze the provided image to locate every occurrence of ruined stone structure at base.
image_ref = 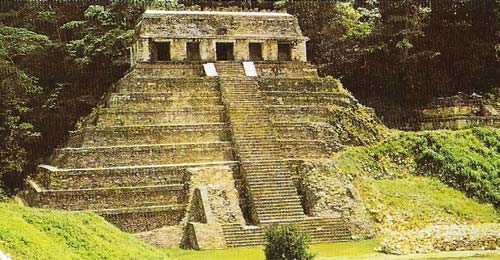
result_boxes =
[416,93,500,130]
[24,10,364,249]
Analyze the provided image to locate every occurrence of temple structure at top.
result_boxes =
[130,10,309,65]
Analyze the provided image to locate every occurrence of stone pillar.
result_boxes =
[171,39,186,61]
[292,40,307,62]
[200,39,216,61]
[234,39,249,61]
[139,38,150,62]
[263,40,278,61]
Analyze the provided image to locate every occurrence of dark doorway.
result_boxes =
[249,43,263,61]
[216,42,234,61]
[155,42,171,61]
[278,42,292,61]
[186,42,201,61]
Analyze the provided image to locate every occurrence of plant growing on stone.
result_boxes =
[264,224,314,260]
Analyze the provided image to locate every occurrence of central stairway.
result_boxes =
[216,62,351,246]
[218,63,305,223]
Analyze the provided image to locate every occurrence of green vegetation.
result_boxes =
[337,127,500,208]
[264,225,314,260]
[0,200,170,260]
[357,176,499,233]
[1,199,499,259]
[332,127,500,233]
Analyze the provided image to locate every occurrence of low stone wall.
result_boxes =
[38,165,189,190]
[268,105,341,123]
[418,115,500,130]
[378,224,500,255]
[278,140,341,159]
[262,92,352,107]
[255,62,318,78]
[131,63,205,78]
[273,122,337,140]
[258,77,342,92]
[68,124,229,147]
[96,107,225,126]
[108,93,221,111]
[52,142,234,168]
[28,183,186,211]
[118,77,218,93]
[102,205,186,233]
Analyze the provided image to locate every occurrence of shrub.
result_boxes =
[264,224,314,260]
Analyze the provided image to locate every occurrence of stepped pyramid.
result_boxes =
[24,10,360,249]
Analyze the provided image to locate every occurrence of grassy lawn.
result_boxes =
[163,240,500,260]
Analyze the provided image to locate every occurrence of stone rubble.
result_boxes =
[378,224,500,255]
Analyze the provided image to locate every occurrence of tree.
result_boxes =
[264,225,314,260]
[0,27,48,191]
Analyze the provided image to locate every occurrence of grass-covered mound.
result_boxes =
[0,200,172,260]
[336,127,500,208]
[357,176,499,233]
[330,127,500,234]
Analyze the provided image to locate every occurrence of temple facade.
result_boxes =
[130,10,308,65]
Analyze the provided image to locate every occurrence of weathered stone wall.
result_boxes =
[28,181,186,211]
[37,165,189,190]
[288,160,374,240]
[102,206,185,233]
[95,107,225,126]
[68,124,229,148]
[52,142,233,168]
[255,62,318,78]
[139,11,303,39]
[259,77,385,157]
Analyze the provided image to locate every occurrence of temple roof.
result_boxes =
[136,10,308,40]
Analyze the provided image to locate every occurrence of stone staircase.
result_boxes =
[222,217,351,247]
[218,73,305,223]
[217,63,351,246]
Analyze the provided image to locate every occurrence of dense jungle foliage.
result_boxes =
[0,0,499,194]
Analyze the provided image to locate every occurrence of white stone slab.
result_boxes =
[203,63,218,77]
[0,251,12,260]
[243,62,258,77]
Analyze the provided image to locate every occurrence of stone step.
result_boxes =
[26,180,187,211]
[272,122,337,140]
[35,161,237,190]
[263,95,351,107]
[251,195,301,202]
[253,198,301,206]
[222,217,351,247]
[280,139,341,159]
[52,142,233,168]
[257,78,341,93]
[247,182,296,189]
[108,93,221,110]
[68,123,230,147]
[118,76,217,92]
[96,107,225,127]
[100,204,186,233]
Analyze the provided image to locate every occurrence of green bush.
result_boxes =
[264,225,314,260]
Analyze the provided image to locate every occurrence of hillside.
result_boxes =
[0,200,171,260]
[335,127,500,233]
